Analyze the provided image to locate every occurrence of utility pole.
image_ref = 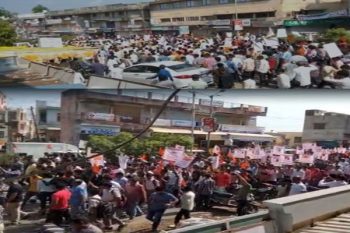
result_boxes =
[30,106,40,141]
[206,95,214,153]
[191,91,196,153]
[235,0,238,20]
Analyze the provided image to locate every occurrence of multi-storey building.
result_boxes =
[150,0,350,35]
[303,110,350,147]
[60,90,274,147]
[35,101,61,142]
[15,13,47,39]
[46,3,151,35]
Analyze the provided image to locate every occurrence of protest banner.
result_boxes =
[175,153,194,168]
[273,146,285,155]
[271,154,282,167]
[324,43,343,58]
[277,28,287,38]
[163,147,185,162]
[118,155,129,170]
[233,149,246,159]
[299,153,315,164]
[281,154,294,165]
[90,154,104,166]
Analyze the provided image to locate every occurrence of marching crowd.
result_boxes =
[65,33,350,89]
[0,146,349,232]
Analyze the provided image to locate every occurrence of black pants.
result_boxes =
[46,209,70,226]
[22,191,38,209]
[38,192,53,211]
[196,194,211,209]
[258,72,269,87]
[237,200,248,216]
[174,209,191,225]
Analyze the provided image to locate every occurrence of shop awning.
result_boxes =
[150,127,275,142]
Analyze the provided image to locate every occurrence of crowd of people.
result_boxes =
[62,32,350,89]
[0,145,349,232]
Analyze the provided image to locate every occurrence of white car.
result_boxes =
[122,61,213,88]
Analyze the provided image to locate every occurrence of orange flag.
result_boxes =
[140,154,148,162]
[159,147,165,157]
[154,160,164,176]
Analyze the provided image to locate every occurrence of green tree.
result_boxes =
[87,132,193,158]
[32,4,49,13]
[323,28,350,43]
[0,20,16,46]
[0,7,12,18]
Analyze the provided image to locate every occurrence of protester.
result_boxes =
[46,182,71,226]
[173,186,195,227]
[5,180,24,225]
[147,186,178,232]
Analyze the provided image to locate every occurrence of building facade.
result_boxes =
[46,3,151,35]
[302,110,350,147]
[60,90,273,147]
[15,13,47,39]
[150,0,349,35]
[35,101,61,142]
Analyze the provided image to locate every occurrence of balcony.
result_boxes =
[219,124,265,134]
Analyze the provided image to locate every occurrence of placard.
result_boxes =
[324,43,343,58]
[163,147,184,162]
[175,153,194,168]
[233,149,246,159]
[273,146,285,155]
[234,20,243,31]
[277,29,287,38]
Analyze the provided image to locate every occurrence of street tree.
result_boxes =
[0,20,17,46]
[0,7,12,18]
[32,4,49,13]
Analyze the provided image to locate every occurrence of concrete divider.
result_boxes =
[29,62,49,75]
[168,211,271,233]
[263,185,350,233]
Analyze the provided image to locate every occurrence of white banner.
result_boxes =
[324,43,343,59]
[86,112,115,121]
[163,147,184,162]
[281,154,294,165]
[175,153,194,168]
[118,155,129,170]
[299,153,315,164]
[273,146,285,155]
[271,154,282,167]
[233,149,246,159]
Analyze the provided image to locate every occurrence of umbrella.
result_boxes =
[291,55,308,63]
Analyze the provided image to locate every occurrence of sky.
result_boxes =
[1,0,150,14]
[2,89,350,133]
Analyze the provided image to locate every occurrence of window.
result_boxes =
[105,12,110,17]
[20,112,23,121]
[20,123,25,131]
[255,11,276,18]
[201,15,215,21]
[160,3,172,9]
[202,0,210,6]
[146,66,160,73]
[124,66,148,73]
[219,0,229,3]
[314,123,326,130]
[160,18,171,23]
[187,0,195,7]
[57,113,61,122]
[39,110,47,124]
[0,131,4,139]
[186,16,199,21]
[172,17,185,22]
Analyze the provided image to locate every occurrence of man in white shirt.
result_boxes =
[189,74,208,89]
[289,176,307,196]
[185,53,195,65]
[318,175,348,188]
[292,167,306,180]
[256,55,270,87]
[174,186,195,226]
[109,64,123,80]
[277,69,291,89]
[242,55,255,80]
[73,72,86,85]
[293,62,318,88]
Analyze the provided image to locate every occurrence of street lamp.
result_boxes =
[206,90,225,152]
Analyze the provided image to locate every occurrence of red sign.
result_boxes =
[202,118,216,132]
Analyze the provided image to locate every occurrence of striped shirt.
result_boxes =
[195,178,215,195]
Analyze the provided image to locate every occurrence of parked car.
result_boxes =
[122,61,213,88]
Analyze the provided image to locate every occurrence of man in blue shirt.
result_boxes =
[147,186,178,232]
[147,65,174,83]
[70,179,88,218]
